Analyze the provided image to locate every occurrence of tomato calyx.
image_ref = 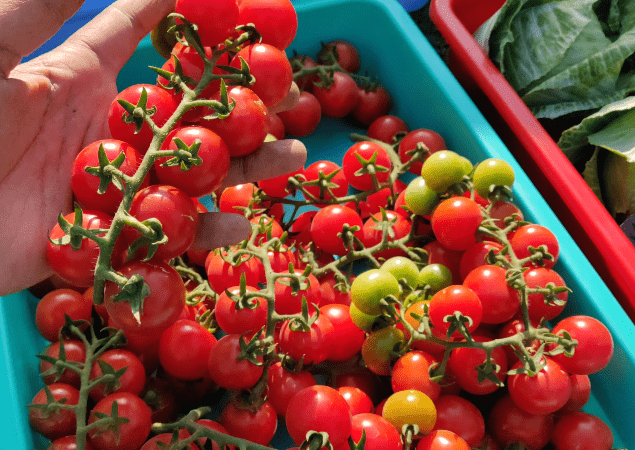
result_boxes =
[83,144,127,195]
[116,87,158,134]
[299,430,334,450]
[48,204,108,251]
[156,137,204,171]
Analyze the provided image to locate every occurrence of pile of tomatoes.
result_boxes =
[28,1,618,450]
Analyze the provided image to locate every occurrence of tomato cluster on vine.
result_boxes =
[29,1,618,450]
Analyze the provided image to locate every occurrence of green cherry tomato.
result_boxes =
[382,389,437,435]
[418,264,453,293]
[420,150,466,193]
[404,177,440,216]
[361,326,405,376]
[349,302,381,332]
[381,256,420,289]
[351,269,401,315]
[472,158,515,199]
[459,156,473,176]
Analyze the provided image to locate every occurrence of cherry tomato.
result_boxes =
[458,242,504,281]
[403,301,449,358]
[104,259,186,333]
[310,204,364,256]
[35,289,93,342]
[278,313,335,365]
[361,210,412,260]
[258,168,303,199]
[29,383,80,441]
[40,340,87,388]
[431,197,483,251]
[432,395,484,447]
[361,326,405,376]
[174,0,238,47]
[342,141,392,191]
[124,184,199,262]
[289,54,320,92]
[352,85,391,126]
[420,150,468,193]
[381,256,420,289]
[48,435,96,450]
[312,71,360,118]
[218,182,259,214]
[46,210,118,288]
[266,362,316,416]
[285,385,353,447]
[463,265,520,324]
[382,389,436,436]
[154,126,230,197]
[398,129,447,175]
[415,430,470,450]
[367,115,409,144]
[488,395,554,450]
[510,224,559,269]
[302,160,349,205]
[338,386,374,415]
[428,285,483,338]
[108,84,179,152]
[71,139,147,215]
[278,90,322,137]
[551,412,613,450]
[219,398,278,446]
[446,336,508,395]
[318,40,361,73]
[488,200,524,230]
[404,177,440,217]
[350,269,400,316]
[208,333,263,390]
[549,315,614,375]
[523,267,568,321]
[349,413,402,450]
[472,158,515,199]
[237,0,297,50]
[205,249,260,295]
[392,351,441,402]
[507,356,571,415]
[231,43,293,108]
[201,85,269,157]
[558,373,591,413]
[274,270,321,315]
[159,319,217,381]
[215,285,268,335]
[89,348,147,402]
[87,392,152,450]
[320,303,365,362]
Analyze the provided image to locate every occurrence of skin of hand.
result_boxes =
[0,0,306,296]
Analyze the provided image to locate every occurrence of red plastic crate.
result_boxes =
[429,0,635,321]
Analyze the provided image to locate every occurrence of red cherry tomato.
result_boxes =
[266,361,316,416]
[462,265,520,324]
[237,0,297,50]
[154,126,230,197]
[510,224,559,269]
[428,285,483,338]
[201,86,269,157]
[89,348,147,402]
[159,319,217,381]
[71,139,147,215]
[35,288,93,342]
[352,85,392,126]
[391,351,442,402]
[278,313,335,365]
[398,128,447,175]
[29,383,80,441]
[108,84,179,152]
[124,184,199,262]
[367,115,409,144]
[277,90,322,137]
[432,395,485,447]
[285,385,353,447]
[318,40,361,73]
[310,204,364,256]
[312,71,360,118]
[431,197,483,251]
[215,285,268,335]
[488,395,554,450]
[231,43,293,108]
[174,0,238,48]
[87,392,152,450]
[104,259,186,333]
[219,398,278,446]
[342,141,392,191]
[508,357,572,415]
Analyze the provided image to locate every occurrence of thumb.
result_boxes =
[0,0,85,77]
[65,0,176,76]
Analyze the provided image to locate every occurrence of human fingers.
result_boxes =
[65,0,175,76]
[190,212,251,251]
[268,81,300,115]
[0,0,85,77]
[219,138,307,191]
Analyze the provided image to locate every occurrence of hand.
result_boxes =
[0,0,306,296]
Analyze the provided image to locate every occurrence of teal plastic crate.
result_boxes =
[3,0,634,448]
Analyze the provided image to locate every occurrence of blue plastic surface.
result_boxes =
[2,0,633,448]
[23,0,115,62]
